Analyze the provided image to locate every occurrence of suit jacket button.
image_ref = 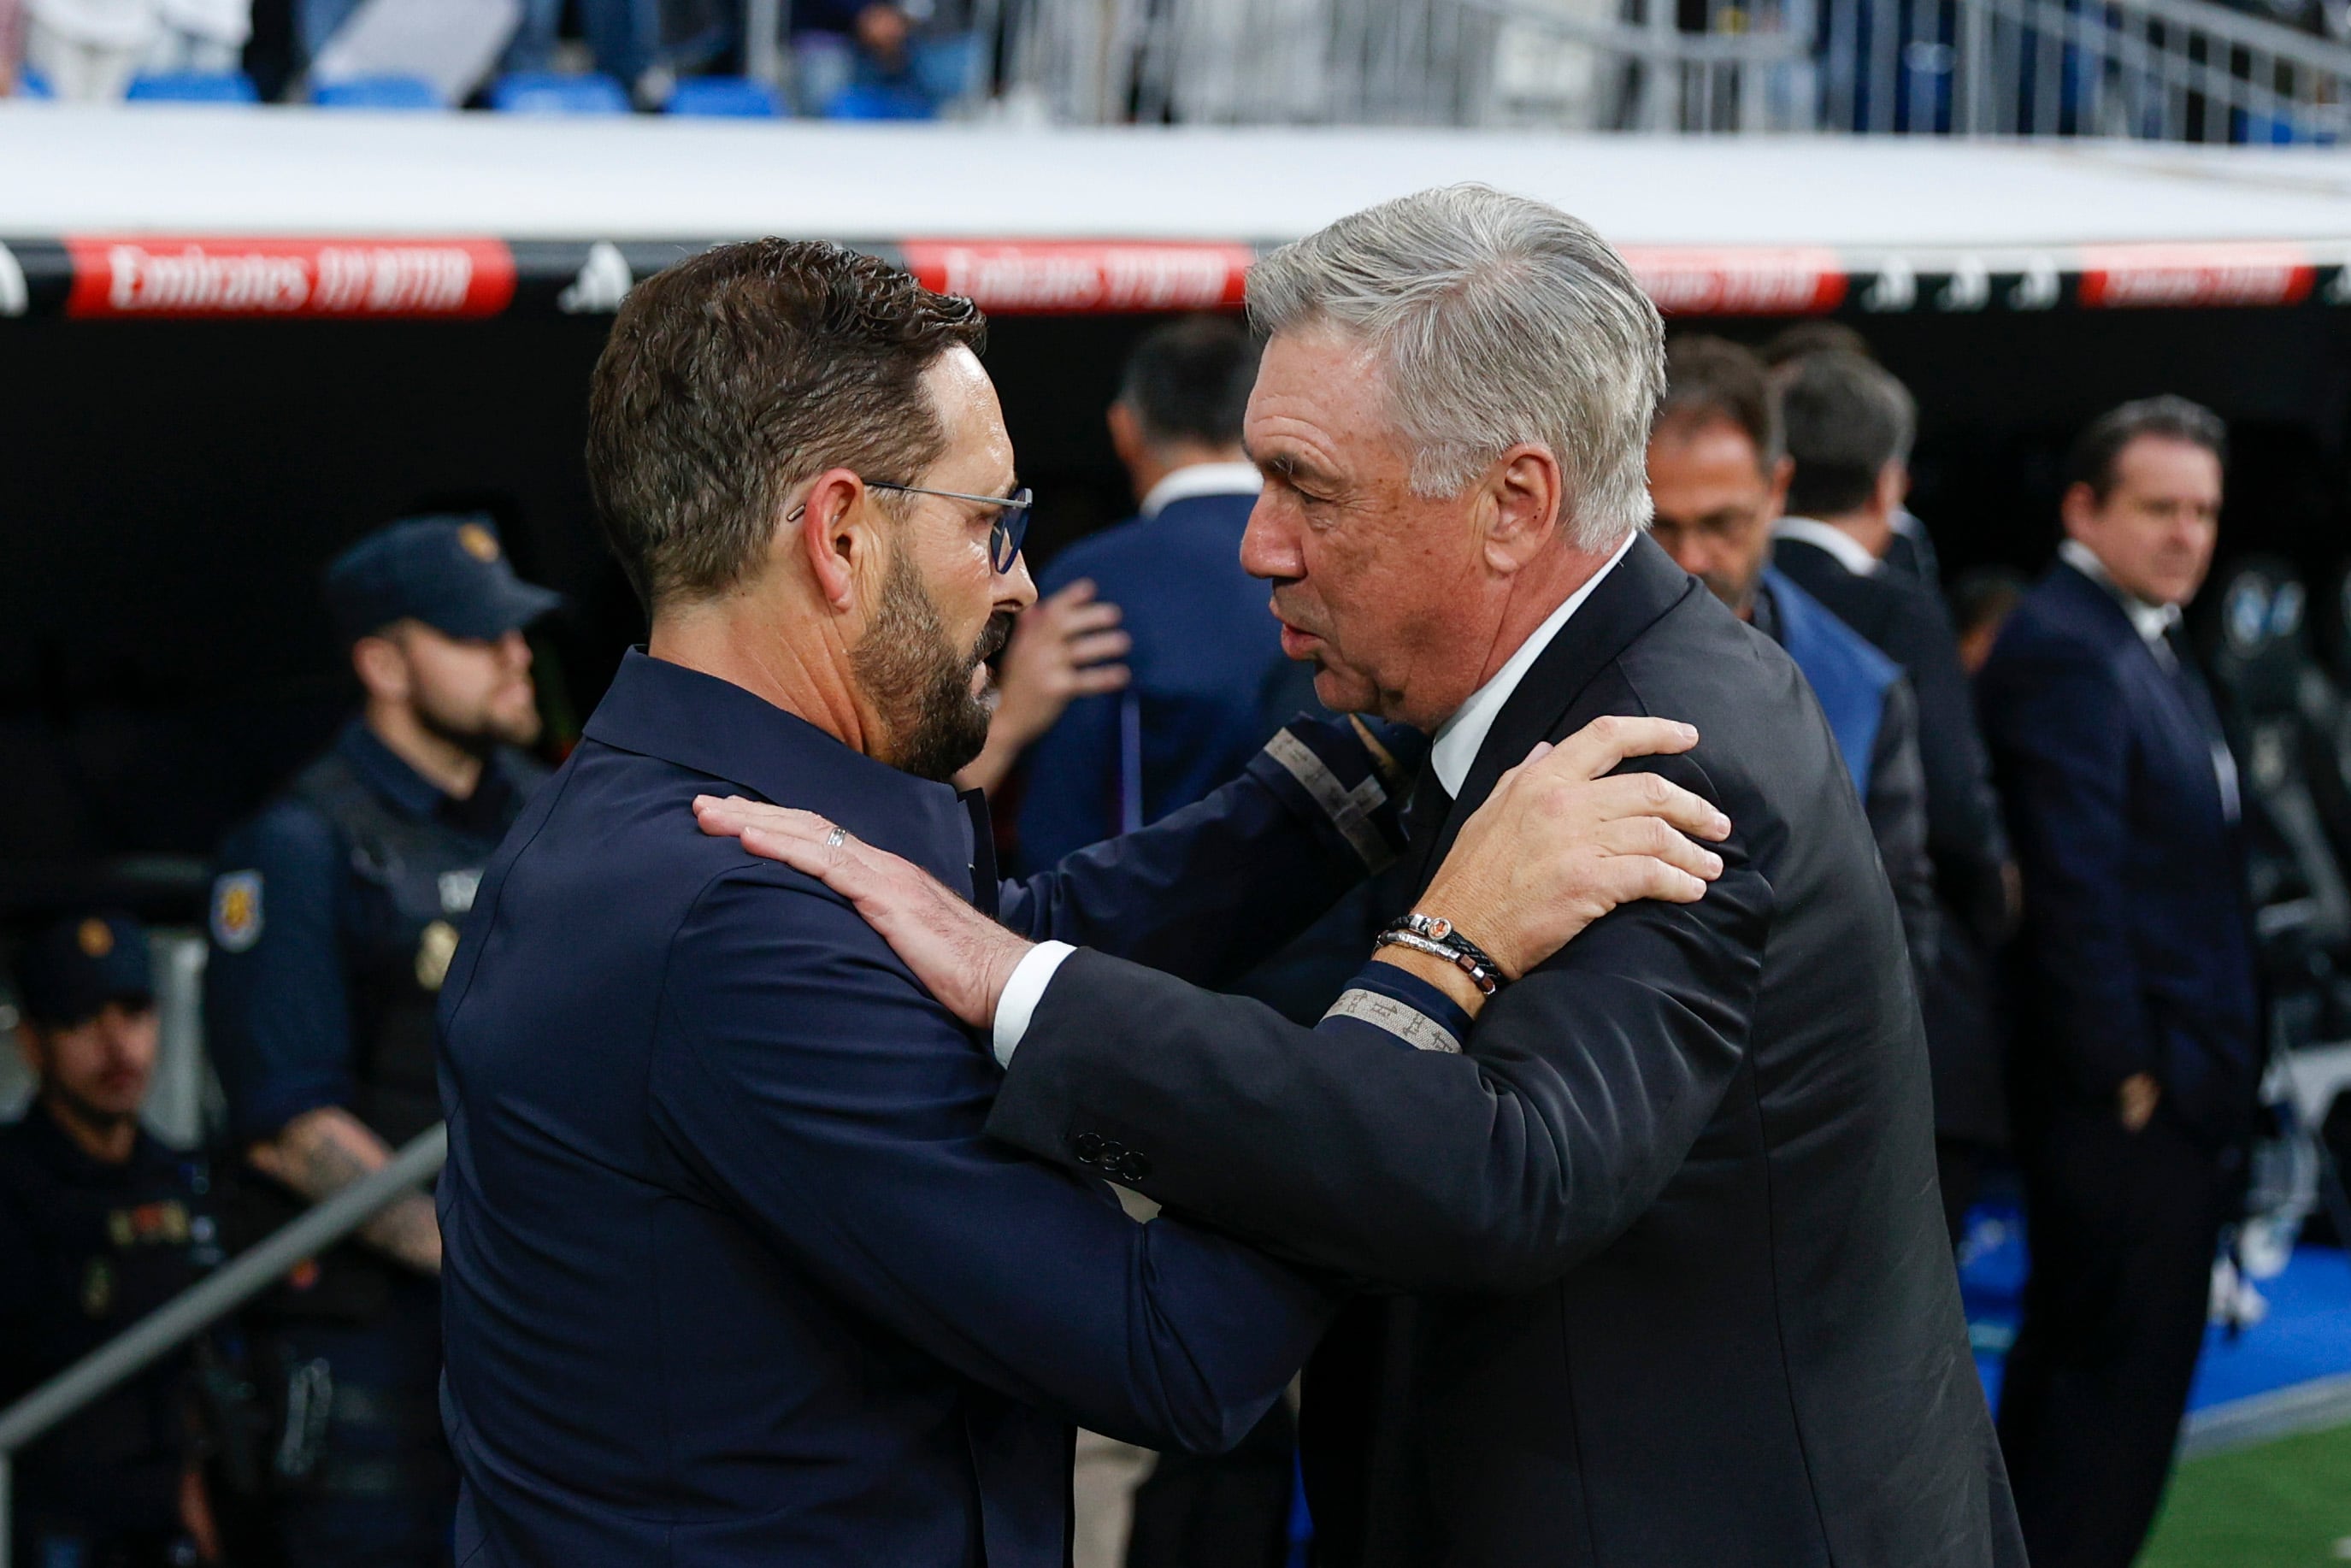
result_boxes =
[1099,1140,1126,1164]
[1117,1151,1151,1182]
[1074,1133,1103,1164]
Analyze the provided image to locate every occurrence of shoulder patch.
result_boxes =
[211,871,263,952]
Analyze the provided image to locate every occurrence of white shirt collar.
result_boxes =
[2059,539,2181,645]
[1138,460,1263,520]
[1772,516,1881,577]
[1429,530,1640,798]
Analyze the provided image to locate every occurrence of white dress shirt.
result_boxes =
[1771,516,1881,579]
[1137,461,1263,520]
[993,528,1641,1065]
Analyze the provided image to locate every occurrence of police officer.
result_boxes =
[204,516,557,1568]
[2,911,223,1568]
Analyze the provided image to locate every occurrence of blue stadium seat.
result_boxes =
[666,76,784,118]
[15,68,55,99]
[490,71,631,115]
[312,75,445,110]
[125,71,261,103]
[823,81,935,121]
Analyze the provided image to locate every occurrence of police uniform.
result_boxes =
[203,517,555,1568]
[0,913,221,1568]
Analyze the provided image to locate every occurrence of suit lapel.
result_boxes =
[1411,535,1699,894]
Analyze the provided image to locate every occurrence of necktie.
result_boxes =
[2161,625,2242,824]
[1401,770,1458,893]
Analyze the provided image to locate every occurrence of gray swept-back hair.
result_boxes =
[1246,184,1665,551]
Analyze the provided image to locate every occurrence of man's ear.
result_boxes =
[796,468,879,613]
[15,1022,47,1081]
[1765,454,1795,520]
[350,634,408,704]
[1106,401,1145,472]
[2059,480,2097,540]
[1877,461,1911,516]
[1483,445,1566,571]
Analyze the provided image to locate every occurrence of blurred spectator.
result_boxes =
[1647,335,1939,987]
[203,516,557,1568]
[23,0,154,100]
[1761,322,1942,585]
[1771,349,2017,1241]
[1,0,22,92]
[1978,396,2259,1568]
[147,0,246,72]
[2,911,222,1567]
[792,0,975,115]
[1012,315,1272,871]
[1952,565,2028,675]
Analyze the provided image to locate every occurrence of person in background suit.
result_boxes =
[441,236,1728,1568]
[1978,395,2260,1568]
[1647,335,1939,987]
[1771,350,2018,1240]
[1759,321,1941,585]
[1005,315,1274,872]
[712,186,2023,1568]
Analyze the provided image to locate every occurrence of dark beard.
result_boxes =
[851,549,1013,783]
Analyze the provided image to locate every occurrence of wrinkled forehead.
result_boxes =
[920,345,1016,487]
[1244,326,1401,478]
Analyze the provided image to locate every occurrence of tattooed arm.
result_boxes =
[247,1107,442,1276]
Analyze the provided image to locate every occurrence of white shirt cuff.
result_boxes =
[992,940,1075,1068]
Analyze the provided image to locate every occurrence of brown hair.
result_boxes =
[2066,395,2226,503]
[1655,335,1782,470]
[586,239,987,610]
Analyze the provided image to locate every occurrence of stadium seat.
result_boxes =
[15,68,55,99]
[312,75,446,110]
[125,71,261,104]
[824,81,936,121]
[666,77,784,118]
[490,71,632,115]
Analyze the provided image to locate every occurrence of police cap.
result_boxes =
[15,912,154,1029]
[325,516,563,645]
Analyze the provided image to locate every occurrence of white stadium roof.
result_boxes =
[5,106,2351,319]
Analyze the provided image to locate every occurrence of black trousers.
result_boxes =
[1995,1102,2230,1568]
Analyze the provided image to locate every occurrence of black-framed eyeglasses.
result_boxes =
[788,480,1034,575]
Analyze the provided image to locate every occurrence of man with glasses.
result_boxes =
[433,238,1729,1568]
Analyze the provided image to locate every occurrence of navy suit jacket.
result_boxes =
[1016,490,1282,870]
[435,650,1390,1568]
[1977,561,2260,1142]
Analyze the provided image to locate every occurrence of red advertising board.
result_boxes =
[1617,246,1847,315]
[2077,242,2316,309]
[899,241,1255,315]
[64,237,517,319]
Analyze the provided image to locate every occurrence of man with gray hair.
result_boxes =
[719,186,2024,1566]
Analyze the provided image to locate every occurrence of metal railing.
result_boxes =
[0,1125,449,1565]
[926,0,2351,139]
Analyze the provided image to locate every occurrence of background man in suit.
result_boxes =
[1770,349,2018,1240]
[1977,395,2259,1568]
[439,237,1730,1568]
[1645,335,1938,985]
[1009,315,1275,869]
[715,186,2023,1568]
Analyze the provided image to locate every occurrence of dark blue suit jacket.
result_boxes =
[1016,489,1282,870]
[1977,561,2260,1141]
[435,650,1386,1568]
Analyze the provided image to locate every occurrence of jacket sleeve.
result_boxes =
[996,716,1412,993]
[986,752,1775,1294]
[1864,677,1941,989]
[203,805,356,1145]
[1978,636,2150,1097]
[647,867,1341,1455]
